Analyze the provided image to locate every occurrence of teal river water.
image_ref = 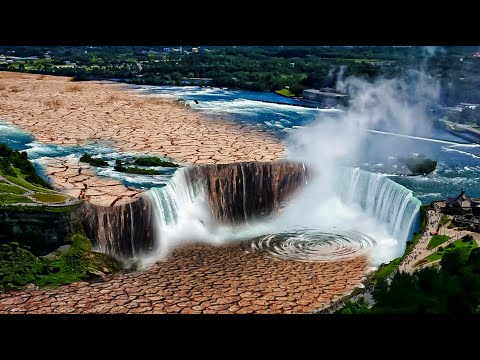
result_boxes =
[2,85,480,204]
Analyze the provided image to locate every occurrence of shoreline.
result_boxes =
[0,71,372,314]
[0,71,284,206]
[0,72,285,165]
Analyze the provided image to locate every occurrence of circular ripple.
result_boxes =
[250,230,376,262]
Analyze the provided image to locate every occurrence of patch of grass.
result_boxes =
[0,204,75,213]
[0,193,32,204]
[6,174,54,193]
[371,257,401,282]
[0,234,121,293]
[30,193,67,203]
[427,235,450,249]
[114,159,161,175]
[439,215,450,225]
[114,164,160,175]
[365,204,429,286]
[426,252,443,262]
[424,236,478,263]
[275,88,296,97]
[0,183,27,195]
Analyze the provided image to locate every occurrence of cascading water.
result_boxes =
[140,161,421,267]
[143,161,310,265]
[338,167,421,243]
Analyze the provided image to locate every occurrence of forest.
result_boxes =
[1,46,480,105]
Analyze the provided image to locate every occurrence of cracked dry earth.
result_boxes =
[0,72,284,164]
[0,244,368,314]
[0,72,370,314]
[45,158,143,207]
[0,71,284,206]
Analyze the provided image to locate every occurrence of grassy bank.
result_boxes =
[0,233,121,293]
[0,143,71,207]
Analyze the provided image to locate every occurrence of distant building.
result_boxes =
[191,48,199,53]
[473,52,480,58]
[445,190,480,216]
[163,48,170,53]
[303,88,349,107]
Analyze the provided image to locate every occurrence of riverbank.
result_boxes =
[0,72,285,206]
[0,72,285,165]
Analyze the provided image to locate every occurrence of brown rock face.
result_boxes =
[76,196,154,258]
[192,161,310,223]
[76,161,310,259]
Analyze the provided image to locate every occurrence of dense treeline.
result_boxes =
[0,143,51,189]
[2,46,479,104]
[337,246,480,314]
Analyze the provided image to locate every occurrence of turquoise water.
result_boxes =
[2,85,480,204]
[0,121,177,190]
[132,85,480,204]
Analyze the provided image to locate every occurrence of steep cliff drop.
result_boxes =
[145,162,421,266]
[77,161,421,268]
[144,161,310,263]
[78,196,154,259]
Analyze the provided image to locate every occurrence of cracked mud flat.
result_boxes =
[0,244,367,314]
[0,72,284,206]
[0,72,370,313]
[44,158,143,207]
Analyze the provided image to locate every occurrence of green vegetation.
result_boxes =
[370,258,402,283]
[78,154,179,175]
[402,155,437,175]
[3,46,480,103]
[335,297,370,314]
[0,143,70,206]
[338,245,480,313]
[0,233,121,293]
[367,204,428,285]
[275,88,296,97]
[427,235,450,249]
[0,183,27,195]
[0,193,32,205]
[79,153,108,167]
[6,173,55,193]
[133,156,179,167]
[0,143,51,188]
[114,162,160,175]
[30,193,67,203]
[439,214,451,225]
[424,236,478,263]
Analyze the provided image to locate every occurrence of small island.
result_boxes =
[79,153,180,175]
[79,153,109,167]
[114,160,161,175]
[133,157,179,168]
[402,155,437,175]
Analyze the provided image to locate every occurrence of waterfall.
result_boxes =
[78,161,420,266]
[339,167,421,242]
[77,196,154,258]
[144,161,310,260]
